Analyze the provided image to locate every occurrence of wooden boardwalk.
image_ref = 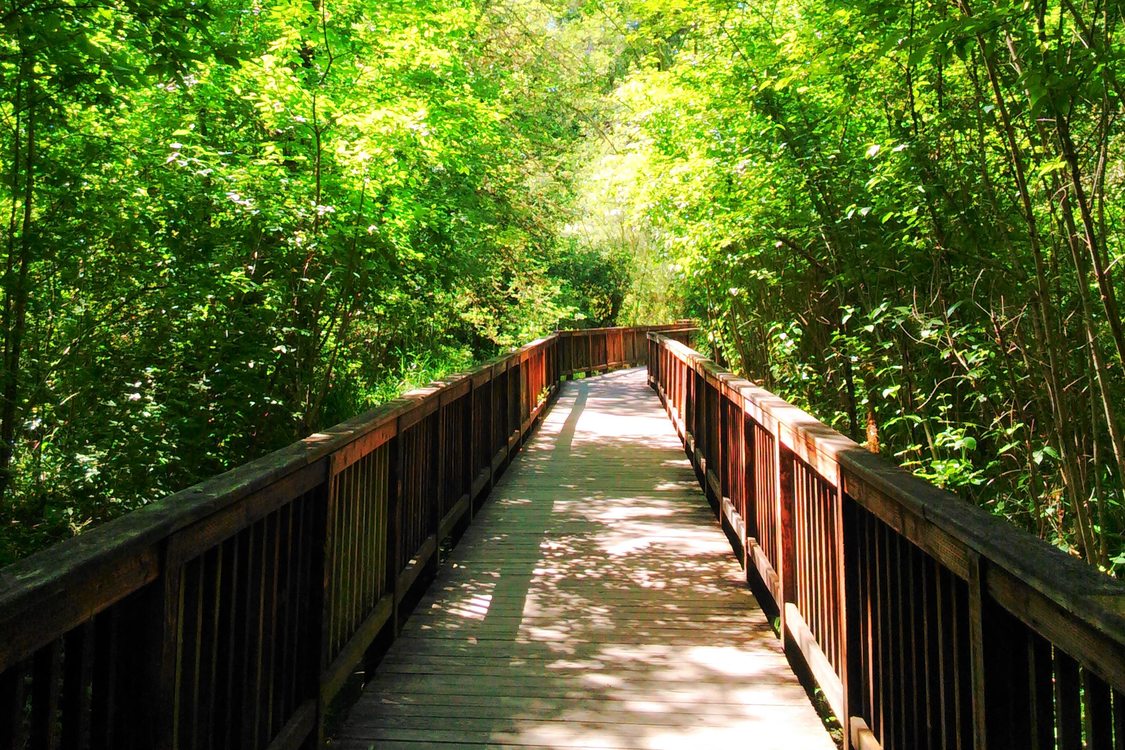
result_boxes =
[335,368,836,750]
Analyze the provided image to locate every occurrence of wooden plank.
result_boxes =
[395,536,437,605]
[749,538,782,608]
[471,470,490,501]
[438,377,471,406]
[1055,650,1083,750]
[438,494,471,542]
[720,496,745,547]
[968,553,987,750]
[60,624,94,750]
[0,659,28,749]
[338,368,833,750]
[785,602,844,720]
[987,562,1125,691]
[397,396,439,431]
[472,369,494,388]
[264,699,315,750]
[491,446,508,476]
[320,596,393,707]
[331,421,396,474]
[29,641,61,750]
[850,717,883,750]
[0,547,160,677]
[167,459,326,567]
[651,332,1125,721]
[0,331,688,687]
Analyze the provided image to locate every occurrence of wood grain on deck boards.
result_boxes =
[334,368,836,750]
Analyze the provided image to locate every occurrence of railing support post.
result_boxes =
[143,548,182,750]
[968,552,988,750]
[389,430,404,636]
[838,469,855,750]
[777,440,795,642]
[429,408,444,580]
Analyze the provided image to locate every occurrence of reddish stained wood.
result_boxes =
[331,422,397,474]
[648,329,1125,750]
[167,460,327,569]
[786,602,844,720]
[338,367,832,750]
[396,395,439,431]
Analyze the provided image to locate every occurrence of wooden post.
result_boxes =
[777,437,795,639]
[466,382,476,521]
[742,414,755,578]
[837,469,854,750]
[484,375,494,494]
[316,469,339,742]
[389,429,404,636]
[430,407,444,578]
[968,551,987,750]
[111,548,183,750]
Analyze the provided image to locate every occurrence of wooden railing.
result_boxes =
[648,332,1125,750]
[0,324,693,750]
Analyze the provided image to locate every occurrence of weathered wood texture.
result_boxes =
[0,325,690,750]
[336,368,835,750]
[648,332,1125,750]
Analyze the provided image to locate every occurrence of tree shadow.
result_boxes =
[333,368,837,750]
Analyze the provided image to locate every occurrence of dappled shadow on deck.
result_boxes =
[333,368,835,750]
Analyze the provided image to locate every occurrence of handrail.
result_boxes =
[647,332,1125,750]
[0,324,694,750]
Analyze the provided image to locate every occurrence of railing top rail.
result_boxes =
[649,331,1125,687]
[0,325,680,648]
[558,324,695,336]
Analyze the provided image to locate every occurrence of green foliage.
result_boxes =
[571,0,1125,569]
[0,0,639,564]
[6,0,1121,576]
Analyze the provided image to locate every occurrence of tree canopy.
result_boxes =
[577,0,1125,569]
[2,0,1124,571]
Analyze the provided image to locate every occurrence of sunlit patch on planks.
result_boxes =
[335,368,836,750]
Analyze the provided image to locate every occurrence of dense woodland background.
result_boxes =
[2,0,1123,572]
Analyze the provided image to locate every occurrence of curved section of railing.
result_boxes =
[0,324,693,750]
[647,332,1125,750]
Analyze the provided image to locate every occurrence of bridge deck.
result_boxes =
[336,368,836,750]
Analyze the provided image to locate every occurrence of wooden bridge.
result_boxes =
[3,324,1125,750]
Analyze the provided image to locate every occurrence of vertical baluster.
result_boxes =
[177,556,202,750]
[1027,634,1053,750]
[197,545,221,750]
[875,521,890,745]
[263,512,282,744]
[61,624,94,750]
[389,428,403,636]
[891,530,905,749]
[274,504,294,731]
[1086,670,1113,749]
[218,535,242,750]
[240,524,263,750]
[1055,651,1082,750]
[778,442,795,638]
[920,554,938,750]
[1112,689,1125,750]
[30,640,61,750]
[1,660,28,750]
[905,544,924,747]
